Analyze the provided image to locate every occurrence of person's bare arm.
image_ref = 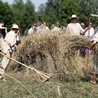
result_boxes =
[13,44,19,50]
[88,42,97,50]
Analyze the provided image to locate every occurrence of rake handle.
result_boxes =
[0,52,50,80]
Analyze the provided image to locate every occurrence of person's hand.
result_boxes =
[89,42,96,50]
[6,53,10,59]
[14,44,19,50]
[87,47,90,50]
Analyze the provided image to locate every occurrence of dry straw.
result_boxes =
[0,52,51,82]
[5,74,36,98]
[9,31,91,78]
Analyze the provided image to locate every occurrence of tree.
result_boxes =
[44,0,60,26]
[23,0,37,31]
[37,4,46,22]
[59,0,78,25]
[38,0,78,27]
[11,0,37,33]
[76,0,98,27]
[11,0,25,31]
[0,0,16,30]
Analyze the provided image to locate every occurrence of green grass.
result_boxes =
[0,72,98,98]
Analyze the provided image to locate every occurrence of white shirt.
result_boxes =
[92,31,98,43]
[66,23,84,35]
[85,27,94,39]
[45,26,50,30]
[28,28,34,35]
[5,30,16,47]
[36,26,50,33]
[0,33,4,50]
[51,27,60,32]
[0,31,9,53]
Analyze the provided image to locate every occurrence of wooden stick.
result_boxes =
[57,85,61,97]
[0,52,50,80]
[38,70,52,78]
[87,16,91,66]
[87,54,89,66]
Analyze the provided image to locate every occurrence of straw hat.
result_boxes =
[71,14,77,19]
[12,24,19,30]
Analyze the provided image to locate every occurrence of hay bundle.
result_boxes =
[10,31,91,78]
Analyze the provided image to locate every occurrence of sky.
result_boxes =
[2,0,47,11]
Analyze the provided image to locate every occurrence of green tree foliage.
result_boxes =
[37,0,98,27]
[37,4,46,22]
[0,0,16,30]
[1,0,98,32]
[11,0,25,32]
[37,0,78,27]
[11,0,37,34]
[44,0,59,26]
[23,0,37,31]
[76,0,98,27]
[59,0,78,25]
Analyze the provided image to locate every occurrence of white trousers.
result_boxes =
[0,52,11,75]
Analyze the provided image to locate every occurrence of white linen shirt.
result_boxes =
[51,27,60,32]
[28,28,34,35]
[5,30,16,47]
[85,27,94,38]
[93,31,98,43]
[66,23,84,35]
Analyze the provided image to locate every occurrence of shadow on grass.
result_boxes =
[81,76,91,82]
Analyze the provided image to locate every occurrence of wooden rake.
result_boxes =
[0,52,51,82]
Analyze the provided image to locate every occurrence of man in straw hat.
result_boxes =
[66,14,85,35]
[0,24,20,80]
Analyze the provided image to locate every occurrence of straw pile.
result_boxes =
[9,31,92,78]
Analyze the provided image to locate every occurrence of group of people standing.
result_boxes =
[28,15,97,41]
[28,22,61,35]
[66,14,96,40]
[28,14,98,84]
[0,14,98,83]
[0,23,20,80]
[66,14,98,84]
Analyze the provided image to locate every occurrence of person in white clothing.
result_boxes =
[66,14,84,35]
[43,22,50,30]
[37,22,50,33]
[0,24,19,80]
[81,23,85,29]
[85,22,94,39]
[51,23,60,32]
[0,24,9,79]
[88,29,98,84]
[28,24,37,35]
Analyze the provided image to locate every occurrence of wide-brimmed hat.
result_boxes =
[12,24,19,30]
[71,14,77,19]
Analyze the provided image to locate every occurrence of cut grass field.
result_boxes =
[0,32,97,98]
[0,71,98,98]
